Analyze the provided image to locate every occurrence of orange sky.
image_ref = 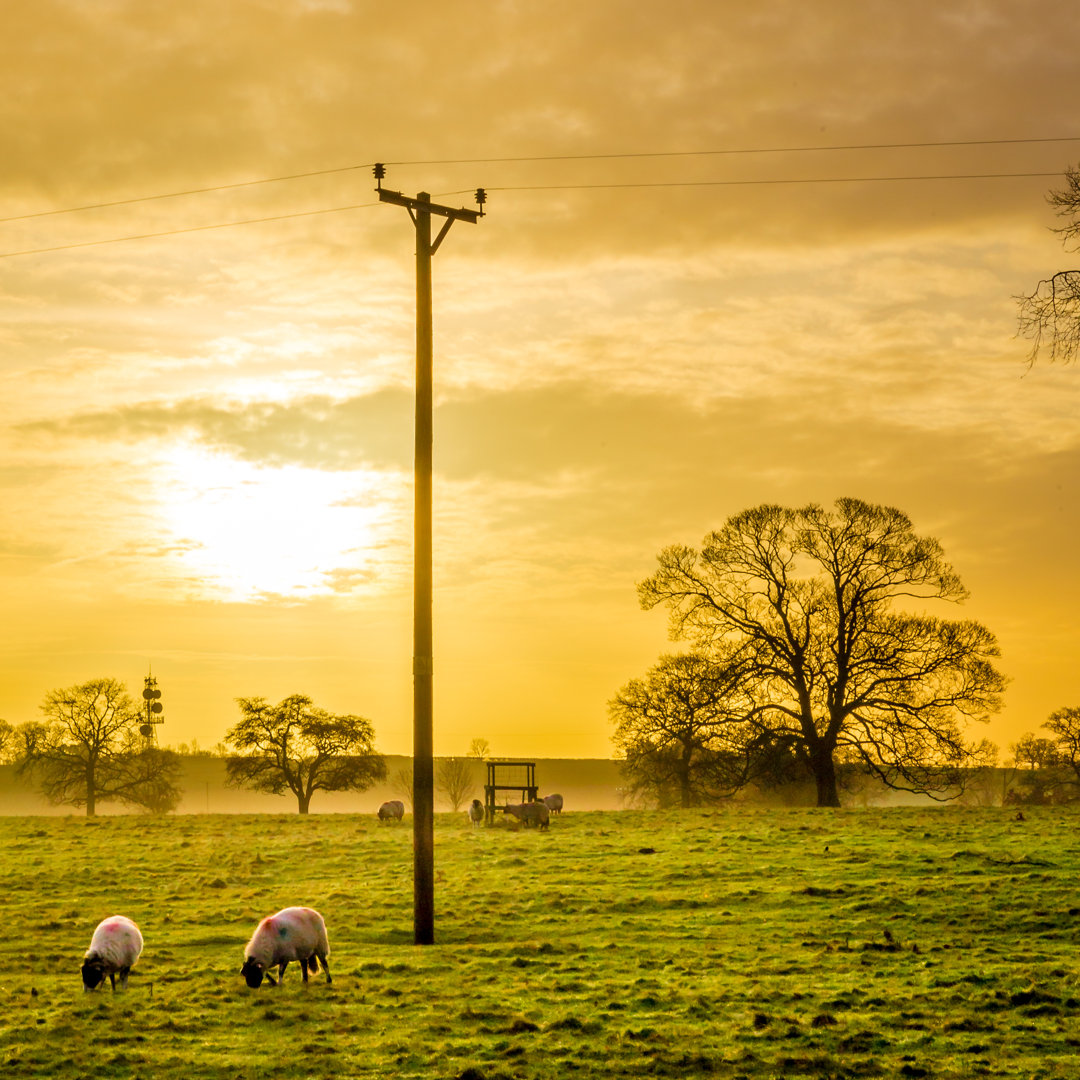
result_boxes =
[1,0,1078,760]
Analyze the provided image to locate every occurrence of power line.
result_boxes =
[0,167,1067,261]
[471,170,1063,195]
[392,134,1080,168]
[0,164,375,225]
[2,134,1078,225]
[0,201,379,260]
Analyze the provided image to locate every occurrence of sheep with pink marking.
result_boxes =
[241,906,331,988]
[81,915,143,992]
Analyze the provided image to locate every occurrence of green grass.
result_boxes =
[2,807,1079,1078]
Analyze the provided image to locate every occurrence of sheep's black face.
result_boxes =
[241,957,265,988]
[81,958,105,991]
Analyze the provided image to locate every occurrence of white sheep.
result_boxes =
[542,793,564,815]
[467,798,484,827]
[81,915,143,992]
[241,906,331,988]
[501,800,550,830]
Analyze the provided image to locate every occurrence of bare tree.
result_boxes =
[610,652,758,807]
[1017,165,1080,364]
[391,762,414,809]
[0,719,13,764]
[468,737,490,761]
[639,498,1006,807]
[19,678,182,815]
[224,694,386,814]
[1045,706,1080,783]
[435,757,474,811]
[1010,733,1060,771]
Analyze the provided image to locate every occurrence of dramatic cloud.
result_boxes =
[2,0,1079,756]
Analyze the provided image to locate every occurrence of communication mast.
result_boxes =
[140,671,164,747]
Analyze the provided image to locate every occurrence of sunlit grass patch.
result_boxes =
[1,807,1079,1077]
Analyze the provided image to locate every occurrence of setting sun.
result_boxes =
[158,445,400,602]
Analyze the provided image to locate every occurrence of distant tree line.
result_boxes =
[2,682,390,817]
[612,498,1007,808]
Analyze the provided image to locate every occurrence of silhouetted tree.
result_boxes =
[1004,731,1071,805]
[224,694,386,814]
[19,677,182,816]
[1017,165,1080,364]
[436,757,474,811]
[468,737,490,761]
[639,499,1007,807]
[0,719,12,764]
[610,652,757,807]
[1045,706,1080,785]
[1010,733,1060,771]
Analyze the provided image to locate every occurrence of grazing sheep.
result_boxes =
[241,906,331,989]
[542,793,564,815]
[501,800,550,830]
[378,799,405,823]
[81,915,143,992]
[468,799,485,827]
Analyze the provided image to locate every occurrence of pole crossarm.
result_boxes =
[377,187,482,225]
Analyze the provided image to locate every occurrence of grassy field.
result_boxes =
[1,807,1078,1079]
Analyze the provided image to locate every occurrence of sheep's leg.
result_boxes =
[277,961,288,984]
[109,972,116,992]
[120,967,130,990]
[301,957,309,983]
[264,971,277,987]
[318,951,332,983]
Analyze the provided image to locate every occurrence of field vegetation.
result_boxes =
[2,807,1078,1078]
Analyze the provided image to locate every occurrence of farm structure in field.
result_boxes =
[484,760,538,825]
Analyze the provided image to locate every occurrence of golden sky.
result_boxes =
[2,0,1079,759]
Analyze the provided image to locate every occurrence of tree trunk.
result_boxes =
[86,765,96,817]
[810,748,841,808]
[297,792,311,814]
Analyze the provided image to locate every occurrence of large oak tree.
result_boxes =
[224,694,386,814]
[638,498,1006,807]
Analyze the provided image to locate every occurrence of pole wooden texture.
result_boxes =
[412,194,435,945]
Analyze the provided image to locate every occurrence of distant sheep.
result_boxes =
[542,793,564,815]
[378,799,405,823]
[468,799,484,827]
[241,906,331,989]
[82,915,143,992]
[502,800,550,830]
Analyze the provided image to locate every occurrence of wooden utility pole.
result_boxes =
[376,166,485,945]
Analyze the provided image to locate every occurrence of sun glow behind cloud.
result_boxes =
[157,445,402,602]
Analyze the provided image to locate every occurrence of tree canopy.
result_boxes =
[224,694,386,813]
[20,677,182,815]
[638,498,1006,807]
[609,652,760,807]
[1045,706,1080,783]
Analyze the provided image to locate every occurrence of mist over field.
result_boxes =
[0,757,625,816]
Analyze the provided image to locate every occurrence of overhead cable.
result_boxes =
[2,134,1078,224]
